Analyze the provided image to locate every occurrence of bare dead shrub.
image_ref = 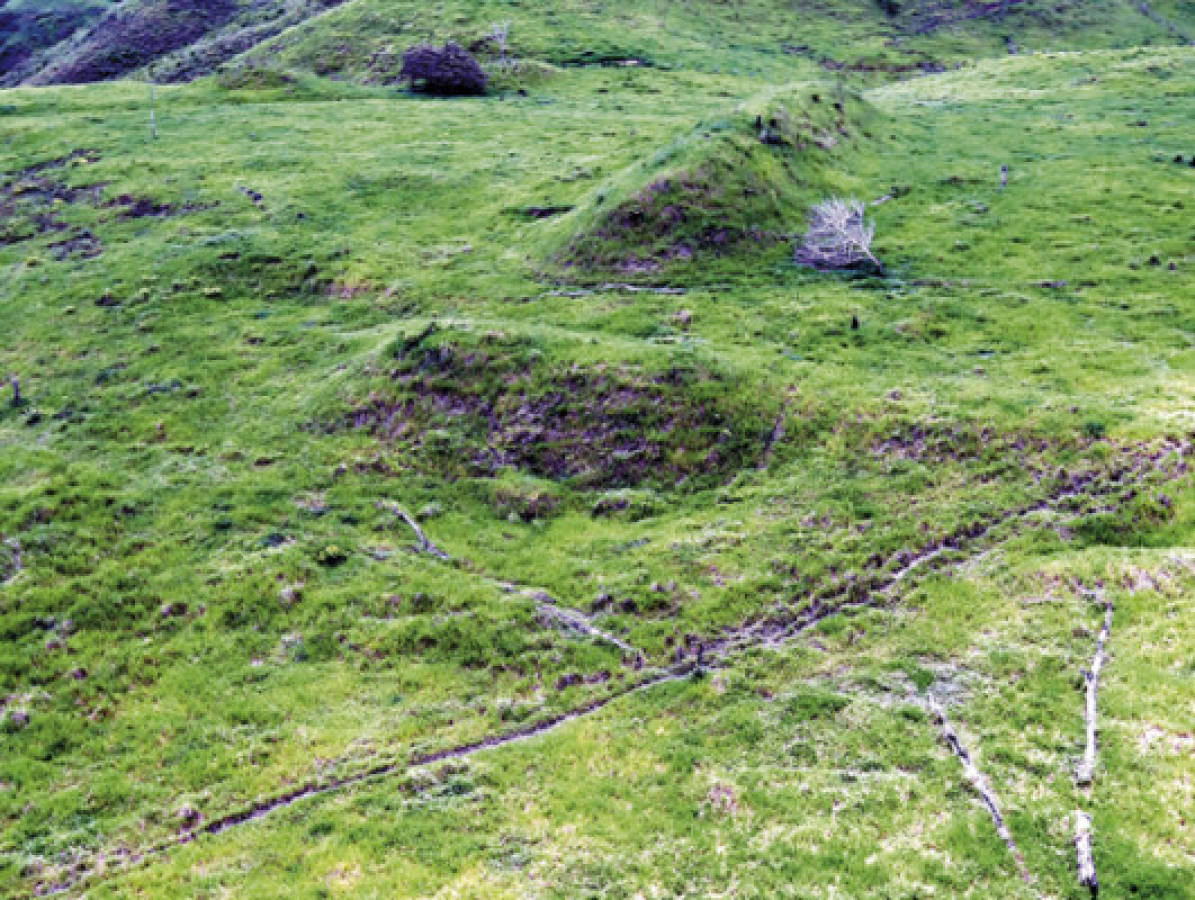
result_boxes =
[795,197,883,274]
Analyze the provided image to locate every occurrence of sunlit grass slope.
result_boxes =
[0,19,1193,900]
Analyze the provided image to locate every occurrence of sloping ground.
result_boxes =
[140,0,352,84]
[552,84,879,274]
[10,0,348,87]
[243,0,1195,83]
[22,0,242,86]
[7,0,1194,87]
[2,23,1195,900]
[0,0,114,83]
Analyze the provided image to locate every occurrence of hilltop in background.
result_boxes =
[2,2,1195,897]
[3,0,1194,87]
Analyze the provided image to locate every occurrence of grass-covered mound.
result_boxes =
[337,326,781,489]
[23,0,243,86]
[554,84,880,273]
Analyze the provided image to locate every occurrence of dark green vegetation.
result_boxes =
[2,1,1195,897]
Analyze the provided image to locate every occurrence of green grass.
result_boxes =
[2,9,1195,897]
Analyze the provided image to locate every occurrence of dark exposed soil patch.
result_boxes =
[514,205,575,219]
[103,194,218,220]
[47,231,103,260]
[16,149,103,175]
[1,152,105,253]
[869,422,1070,480]
[1,152,211,257]
[342,332,777,490]
[902,0,1032,36]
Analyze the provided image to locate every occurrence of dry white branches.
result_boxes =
[929,696,1033,884]
[795,197,883,274]
[1074,810,1099,897]
[1076,597,1113,787]
[376,502,452,560]
[1072,592,1113,897]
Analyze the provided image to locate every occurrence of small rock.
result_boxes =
[177,805,202,828]
[590,591,613,613]
[554,673,583,690]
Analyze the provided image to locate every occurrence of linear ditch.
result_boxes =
[36,436,1192,895]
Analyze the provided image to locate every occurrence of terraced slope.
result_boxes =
[1,10,1194,900]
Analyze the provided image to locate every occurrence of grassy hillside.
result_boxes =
[244,0,1195,80]
[6,0,349,87]
[8,0,1195,87]
[0,0,115,83]
[2,4,1195,898]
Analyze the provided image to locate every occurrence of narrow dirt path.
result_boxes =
[41,664,694,895]
[378,500,645,659]
[1135,1,1193,43]
[711,437,1190,659]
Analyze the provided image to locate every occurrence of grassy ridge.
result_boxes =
[551,83,879,275]
[246,0,1195,81]
[0,0,116,84]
